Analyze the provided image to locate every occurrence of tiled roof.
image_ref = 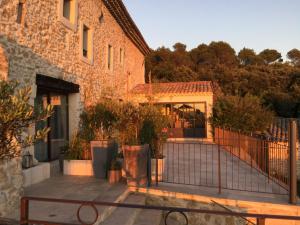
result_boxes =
[102,0,150,55]
[131,81,214,95]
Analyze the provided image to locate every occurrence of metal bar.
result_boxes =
[20,198,29,225]
[218,128,221,194]
[147,146,152,187]
[21,197,300,221]
[257,218,266,225]
[211,200,255,225]
[289,120,297,205]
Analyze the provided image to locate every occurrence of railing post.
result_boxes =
[218,127,222,194]
[147,146,152,187]
[289,120,297,205]
[20,197,29,225]
[257,218,266,225]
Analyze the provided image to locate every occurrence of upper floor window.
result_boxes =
[63,0,71,20]
[59,0,78,30]
[83,25,89,58]
[80,22,93,64]
[120,48,124,66]
[108,45,113,71]
[16,0,26,24]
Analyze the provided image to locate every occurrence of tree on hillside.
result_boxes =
[287,49,300,66]
[145,41,300,119]
[238,48,263,65]
[209,41,238,67]
[259,49,282,64]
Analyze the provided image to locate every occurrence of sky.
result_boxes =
[123,0,300,59]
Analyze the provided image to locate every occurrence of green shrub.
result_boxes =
[63,134,84,160]
[211,94,274,133]
[0,80,52,160]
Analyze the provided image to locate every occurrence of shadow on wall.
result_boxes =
[0,35,76,84]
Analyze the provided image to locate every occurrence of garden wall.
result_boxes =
[0,158,23,218]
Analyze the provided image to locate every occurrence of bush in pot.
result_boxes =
[114,102,150,186]
[79,100,119,178]
[139,105,170,182]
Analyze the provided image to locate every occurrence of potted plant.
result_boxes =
[115,102,150,186]
[108,159,122,184]
[140,105,170,182]
[63,134,94,176]
[80,101,119,179]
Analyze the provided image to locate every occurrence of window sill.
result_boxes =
[59,16,77,31]
[80,55,93,65]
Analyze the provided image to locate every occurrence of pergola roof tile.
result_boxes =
[131,81,214,95]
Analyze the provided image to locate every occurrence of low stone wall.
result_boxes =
[0,158,24,218]
[146,195,246,225]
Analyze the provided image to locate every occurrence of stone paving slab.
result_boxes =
[7,175,128,224]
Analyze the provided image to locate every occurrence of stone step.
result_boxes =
[100,194,146,225]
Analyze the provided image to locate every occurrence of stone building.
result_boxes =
[0,0,150,182]
[0,0,151,217]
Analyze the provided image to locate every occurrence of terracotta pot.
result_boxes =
[123,144,149,187]
[108,170,122,184]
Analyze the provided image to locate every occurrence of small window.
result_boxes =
[108,45,113,70]
[120,48,124,65]
[16,1,25,24]
[59,0,78,30]
[63,0,71,20]
[83,25,89,58]
[80,23,93,64]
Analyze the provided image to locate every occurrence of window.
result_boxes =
[63,0,71,20]
[80,22,93,64]
[16,1,25,24]
[108,45,113,71]
[59,0,78,30]
[119,48,124,65]
[83,25,89,58]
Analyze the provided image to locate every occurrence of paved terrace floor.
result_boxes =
[8,176,129,224]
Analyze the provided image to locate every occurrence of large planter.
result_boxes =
[63,160,93,176]
[108,170,122,184]
[123,144,149,187]
[91,140,118,179]
[151,158,165,182]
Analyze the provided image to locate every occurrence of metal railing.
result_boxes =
[160,121,299,200]
[20,197,300,225]
[215,127,290,191]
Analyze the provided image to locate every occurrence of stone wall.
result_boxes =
[146,195,246,225]
[0,0,146,104]
[0,158,23,219]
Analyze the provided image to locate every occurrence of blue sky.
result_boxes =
[123,0,300,58]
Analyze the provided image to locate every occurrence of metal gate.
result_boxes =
[159,125,299,196]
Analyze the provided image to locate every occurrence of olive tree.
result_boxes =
[0,80,52,160]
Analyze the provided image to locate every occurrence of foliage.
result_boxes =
[114,102,141,146]
[211,94,274,133]
[63,134,85,160]
[79,100,117,142]
[146,41,300,119]
[139,105,169,158]
[0,80,52,160]
[258,49,282,64]
[287,49,300,66]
